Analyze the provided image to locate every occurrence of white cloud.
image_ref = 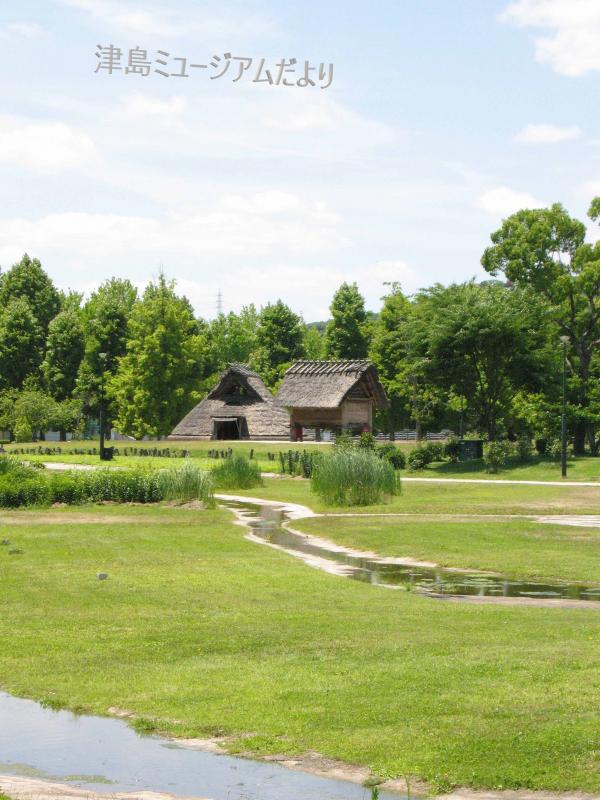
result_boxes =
[476,186,545,216]
[514,123,582,143]
[0,115,98,173]
[501,0,600,76]
[176,259,419,320]
[120,93,187,118]
[59,0,275,40]
[0,22,45,39]
[0,192,347,265]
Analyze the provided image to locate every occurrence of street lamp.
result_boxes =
[560,336,569,479]
[98,352,107,461]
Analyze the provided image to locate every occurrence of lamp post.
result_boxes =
[98,352,107,460]
[560,336,569,479]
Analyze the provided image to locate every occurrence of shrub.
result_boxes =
[334,431,354,450]
[14,419,33,443]
[311,448,399,506]
[407,447,430,471]
[357,432,376,450]
[516,435,534,463]
[0,474,50,507]
[444,436,461,463]
[212,455,262,490]
[483,440,514,474]
[157,461,214,505]
[376,443,406,470]
[547,437,572,462]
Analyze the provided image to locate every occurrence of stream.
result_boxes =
[0,692,401,800]
[224,500,600,604]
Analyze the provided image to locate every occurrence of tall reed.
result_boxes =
[311,448,399,506]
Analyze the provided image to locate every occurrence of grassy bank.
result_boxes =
[2,504,600,792]
[292,515,600,583]
[232,476,600,515]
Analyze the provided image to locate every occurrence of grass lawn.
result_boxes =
[232,476,600,515]
[2,503,600,792]
[292,515,600,583]
[8,439,600,483]
[4,439,329,473]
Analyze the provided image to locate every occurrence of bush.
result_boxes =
[483,440,514,474]
[311,448,399,506]
[157,461,214,505]
[547,437,572,462]
[0,474,50,507]
[444,436,461,463]
[212,455,263,490]
[334,431,354,450]
[14,419,33,443]
[407,442,446,471]
[407,448,428,471]
[516,435,534,463]
[357,432,376,450]
[376,443,406,470]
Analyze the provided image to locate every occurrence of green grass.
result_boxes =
[10,439,600,483]
[2,503,600,792]
[231,476,600,515]
[292,515,600,583]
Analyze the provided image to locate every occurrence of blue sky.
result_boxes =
[1,0,599,319]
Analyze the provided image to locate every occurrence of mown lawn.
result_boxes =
[292,515,600,583]
[9,438,600,483]
[232,476,600,515]
[2,503,600,792]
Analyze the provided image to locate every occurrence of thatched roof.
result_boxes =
[276,360,389,409]
[169,363,290,439]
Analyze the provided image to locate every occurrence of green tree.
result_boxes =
[416,282,551,440]
[303,324,324,360]
[250,300,305,387]
[369,283,412,435]
[0,254,60,334]
[482,202,600,453]
[76,278,138,423]
[42,309,85,400]
[206,306,259,372]
[0,298,44,390]
[109,275,207,438]
[324,282,370,359]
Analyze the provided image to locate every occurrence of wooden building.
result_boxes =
[168,363,290,441]
[275,360,388,439]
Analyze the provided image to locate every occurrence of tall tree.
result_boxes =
[369,283,412,435]
[206,305,259,373]
[76,278,138,424]
[303,324,325,360]
[0,254,60,334]
[109,275,207,438]
[42,309,85,400]
[0,298,44,390]
[415,282,551,440]
[324,282,369,359]
[482,201,600,452]
[251,300,305,387]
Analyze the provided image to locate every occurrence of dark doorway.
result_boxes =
[214,419,241,440]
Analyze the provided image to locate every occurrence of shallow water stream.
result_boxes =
[0,693,401,800]
[226,501,600,604]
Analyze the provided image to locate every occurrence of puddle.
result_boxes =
[0,692,400,800]
[224,502,600,604]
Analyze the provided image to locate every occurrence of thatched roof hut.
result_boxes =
[169,363,290,440]
[276,360,388,436]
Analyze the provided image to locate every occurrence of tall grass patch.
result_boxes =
[311,448,400,506]
[157,461,214,505]
[212,455,263,490]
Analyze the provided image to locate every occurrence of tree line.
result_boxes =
[2,199,600,452]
